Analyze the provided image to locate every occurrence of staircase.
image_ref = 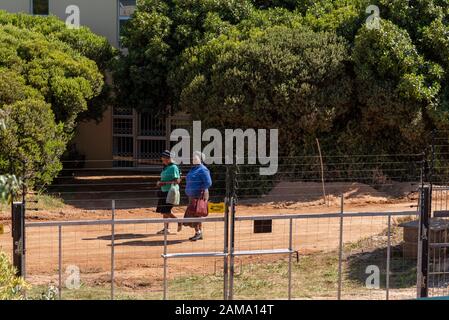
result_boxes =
[47,168,170,210]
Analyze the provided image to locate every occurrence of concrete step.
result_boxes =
[46,170,174,210]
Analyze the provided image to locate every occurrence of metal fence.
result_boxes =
[0,154,430,299]
[25,212,227,300]
[422,131,449,298]
[17,198,420,300]
[427,186,449,298]
[231,208,421,300]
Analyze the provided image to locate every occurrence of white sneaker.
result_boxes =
[157,228,172,235]
[189,232,203,241]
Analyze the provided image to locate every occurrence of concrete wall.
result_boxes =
[50,0,119,48]
[1,1,119,47]
[72,71,114,168]
[74,107,113,168]
[0,0,31,13]
[52,0,117,167]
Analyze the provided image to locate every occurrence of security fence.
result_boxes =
[12,198,420,300]
[419,131,449,298]
[0,153,439,299]
[24,213,227,300]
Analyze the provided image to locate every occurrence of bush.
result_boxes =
[0,174,20,203]
[0,251,29,300]
[345,20,444,155]
[0,11,115,186]
[0,99,66,187]
[176,26,352,156]
[117,0,449,180]
[0,25,104,130]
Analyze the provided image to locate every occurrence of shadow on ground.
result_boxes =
[82,233,190,246]
[345,243,416,289]
[112,239,188,247]
[82,233,161,241]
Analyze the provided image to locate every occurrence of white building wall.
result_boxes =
[0,0,31,13]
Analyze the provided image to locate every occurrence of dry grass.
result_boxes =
[26,225,418,300]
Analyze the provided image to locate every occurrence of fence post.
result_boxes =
[228,197,236,300]
[386,214,391,300]
[21,162,27,279]
[417,185,431,298]
[12,202,25,277]
[163,221,168,300]
[337,194,344,300]
[288,218,293,300]
[111,200,115,300]
[58,225,62,300]
[223,195,229,300]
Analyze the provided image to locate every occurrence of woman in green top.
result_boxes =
[156,150,181,234]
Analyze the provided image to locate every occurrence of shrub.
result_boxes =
[0,99,66,187]
[0,11,115,186]
[0,251,29,300]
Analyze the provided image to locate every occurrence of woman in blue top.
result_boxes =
[156,150,181,235]
[183,151,212,241]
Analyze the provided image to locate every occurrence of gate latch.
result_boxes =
[421,226,428,241]
[14,238,23,255]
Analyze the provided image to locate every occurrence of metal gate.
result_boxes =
[17,199,419,300]
[112,107,190,168]
[428,186,449,297]
[417,130,449,298]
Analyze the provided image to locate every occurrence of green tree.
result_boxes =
[0,11,115,70]
[117,0,449,162]
[300,0,369,40]
[346,20,444,154]
[0,99,66,187]
[378,0,448,41]
[114,0,254,113]
[0,11,116,123]
[0,24,104,131]
[0,12,115,186]
[176,26,353,155]
[421,18,449,124]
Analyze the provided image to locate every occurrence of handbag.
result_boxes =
[186,191,209,217]
[166,185,180,205]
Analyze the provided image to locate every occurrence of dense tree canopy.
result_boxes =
[175,26,353,155]
[0,11,115,185]
[0,99,65,186]
[0,11,116,124]
[117,0,449,157]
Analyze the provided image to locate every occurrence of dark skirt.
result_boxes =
[156,190,173,214]
[183,202,200,228]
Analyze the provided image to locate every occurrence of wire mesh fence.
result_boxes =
[14,205,420,300]
[425,131,449,298]
[229,211,418,300]
[24,216,228,300]
[0,154,436,299]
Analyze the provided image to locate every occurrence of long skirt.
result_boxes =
[183,190,209,228]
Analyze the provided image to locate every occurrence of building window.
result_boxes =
[119,19,130,38]
[119,0,136,17]
[32,0,49,15]
[119,0,136,47]
[113,118,133,135]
